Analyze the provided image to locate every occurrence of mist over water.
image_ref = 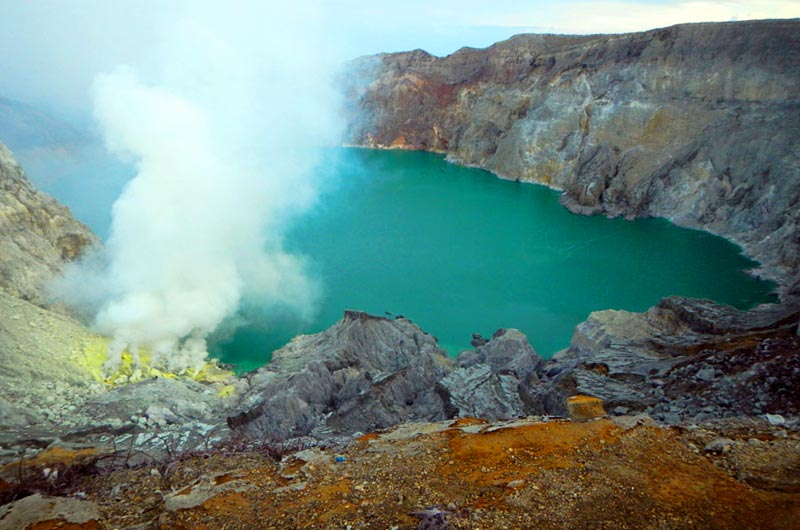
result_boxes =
[53,4,343,372]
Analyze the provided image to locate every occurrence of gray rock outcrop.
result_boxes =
[228,310,454,441]
[0,141,98,305]
[439,328,542,420]
[528,296,800,423]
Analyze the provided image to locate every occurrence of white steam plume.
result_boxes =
[55,4,342,372]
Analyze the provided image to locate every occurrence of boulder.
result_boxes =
[438,365,526,420]
[440,328,543,421]
[479,328,542,381]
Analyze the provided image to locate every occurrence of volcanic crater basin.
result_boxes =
[213,148,776,371]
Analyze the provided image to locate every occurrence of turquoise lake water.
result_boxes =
[210,148,776,372]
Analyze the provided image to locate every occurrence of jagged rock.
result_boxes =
[438,365,526,420]
[230,310,453,441]
[456,349,484,369]
[0,141,98,305]
[163,472,256,512]
[439,328,542,420]
[527,295,800,424]
[457,328,542,374]
[479,328,542,381]
[470,332,489,348]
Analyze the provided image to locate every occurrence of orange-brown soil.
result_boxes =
[12,416,793,530]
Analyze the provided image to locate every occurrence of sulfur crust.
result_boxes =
[77,334,235,387]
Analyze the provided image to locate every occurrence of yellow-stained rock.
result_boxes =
[566,395,606,422]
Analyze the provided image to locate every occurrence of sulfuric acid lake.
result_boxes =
[210,148,776,372]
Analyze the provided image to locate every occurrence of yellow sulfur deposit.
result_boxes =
[76,334,235,387]
[216,384,238,398]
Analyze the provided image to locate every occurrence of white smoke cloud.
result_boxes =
[54,3,342,372]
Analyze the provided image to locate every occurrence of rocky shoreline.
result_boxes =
[345,19,800,296]
[1,292,797,469]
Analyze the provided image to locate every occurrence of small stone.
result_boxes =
[273,481,308,494]
[704,437,734,454]
[566,395,606,422]
[613,406,630,415]
[696,368,715,382]
[765,414,785,426]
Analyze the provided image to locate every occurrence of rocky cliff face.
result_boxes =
[347,19,800,289]
[0,141,98,305]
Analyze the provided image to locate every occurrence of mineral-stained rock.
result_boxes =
[566,395,607,422]
[0,141,99,305]
[0,493,100,530]
[229,310,454,441]
[163,472,256,512]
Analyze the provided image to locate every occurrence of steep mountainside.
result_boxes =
[347,19,800,290]
[0,141,98,305]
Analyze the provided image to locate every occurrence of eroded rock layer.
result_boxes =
[347,19,800,288]
[0,141,98,305]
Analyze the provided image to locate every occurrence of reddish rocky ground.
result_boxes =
[2,415,798,529]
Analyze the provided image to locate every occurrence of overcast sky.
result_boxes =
[0,0,798,119]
